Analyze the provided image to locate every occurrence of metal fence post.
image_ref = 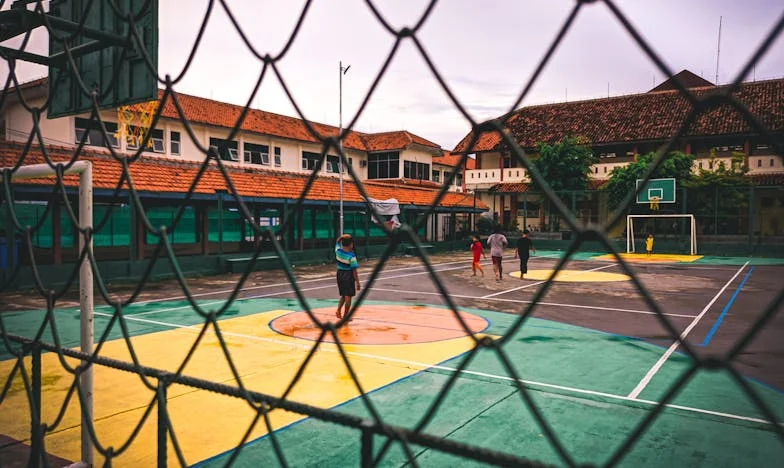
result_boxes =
[748,186,755,254]
[157,377,168,467]
[360,420,374,468]
[30,343,42,468]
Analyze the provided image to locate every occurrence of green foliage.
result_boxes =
[604,151,695,209]
[530,136,598,192]
[529,136,597,232]
[686,150,748,188]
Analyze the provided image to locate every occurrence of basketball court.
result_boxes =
[1,251,782,466]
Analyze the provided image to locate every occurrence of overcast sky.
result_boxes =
[3,0,784,149]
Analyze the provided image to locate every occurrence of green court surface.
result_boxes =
[1,297,781,467]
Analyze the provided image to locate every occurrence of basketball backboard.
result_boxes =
[47,0,158,118]
[636,178,676,204]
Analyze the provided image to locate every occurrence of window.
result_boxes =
[274,146,281,166]
[603,166,607,173]
[170,131,181,155]
[432,170,440,182]
[74,117,119,148]
[327,155,340,173]
[455,172,463,187]
[594,167,598,174]
[771,159,775,167]
[302,151,321,171]
[403,161,430,180]
[503,156,512,168]
[209,137,238,161]
[244,143,269,165]
[367,151,399,179]
[698,161,703,169]
[128,127,164,153]
[758,159,762,168]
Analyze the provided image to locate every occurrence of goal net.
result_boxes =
[626,214,697,256]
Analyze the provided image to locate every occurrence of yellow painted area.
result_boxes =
[509,269,631,282]
[593,253,703,263]
[0,310,486,466]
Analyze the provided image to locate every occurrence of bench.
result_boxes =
[225,255,279,273]
[399,243,435,256]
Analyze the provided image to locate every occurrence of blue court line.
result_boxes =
[700,266,754,347]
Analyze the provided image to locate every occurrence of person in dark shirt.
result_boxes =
[513,230,536,280]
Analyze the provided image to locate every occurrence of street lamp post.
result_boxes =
[339,61,350,235]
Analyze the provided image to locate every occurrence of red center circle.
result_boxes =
[269,305,489,345]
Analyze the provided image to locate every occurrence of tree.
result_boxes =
[529,136,598,231]
[530,136,598,192]
[604,151,695,210]
[685,150,749,235]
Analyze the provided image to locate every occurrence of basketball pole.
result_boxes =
[3,162,94,465]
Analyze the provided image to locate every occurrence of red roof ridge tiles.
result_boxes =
[453,77,784,154]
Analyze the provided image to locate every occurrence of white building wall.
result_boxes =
[6,98,73,146]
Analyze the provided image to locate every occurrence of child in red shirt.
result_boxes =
[470,235,487,277]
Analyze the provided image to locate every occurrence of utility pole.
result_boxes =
[715,16,722,85]
[339,61,350,235]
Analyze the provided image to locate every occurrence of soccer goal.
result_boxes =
[626,214,697,255]
[1,161,94,464]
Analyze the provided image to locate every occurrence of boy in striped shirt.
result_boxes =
[335,234,361,319]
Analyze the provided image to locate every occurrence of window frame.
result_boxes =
[273,146,282,167]
[244,142,270,166]
[302,151,321,171]
[74,117,119,148]
[170,131,181,155]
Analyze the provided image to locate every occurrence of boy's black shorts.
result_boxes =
[336,269,356,297]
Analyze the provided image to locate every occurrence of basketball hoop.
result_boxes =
[116,100,158,149]
[649,196,660,211]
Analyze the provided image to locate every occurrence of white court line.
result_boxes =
[368,287,697,318]
[92,310,782,428]
[125,262,480,317]
[481,263,619,299]
[125,253,561,308]
[126,258,468,305]
[626,261,749,399]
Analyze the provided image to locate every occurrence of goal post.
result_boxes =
[626,213,697,256]
[1,161,94,465]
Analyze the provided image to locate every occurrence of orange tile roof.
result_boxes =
[432,151,476,169]
[127,91,441,153]
[0,142,484,210]
[361,130,441,152]
[453,78,784,153]
[648,70,714,93]
[153,91,368,151]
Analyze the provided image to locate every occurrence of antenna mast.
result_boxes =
[715,16,722,84]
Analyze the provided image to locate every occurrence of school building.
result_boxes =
[0,78,483,284]
[454,70,784,241]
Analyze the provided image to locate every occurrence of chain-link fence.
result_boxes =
[1,0,783,466]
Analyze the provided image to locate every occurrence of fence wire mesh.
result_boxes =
[1,0,783,467]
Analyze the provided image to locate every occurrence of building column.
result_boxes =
[510,194,518,231]
[52,198,62,265]
[499,154,504,181]
[201,205,210,255]
[744,139,751,170]
[297,205,304,251]
[311,207,318,250]
[685,143,692,155]
[134,201,145,261]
